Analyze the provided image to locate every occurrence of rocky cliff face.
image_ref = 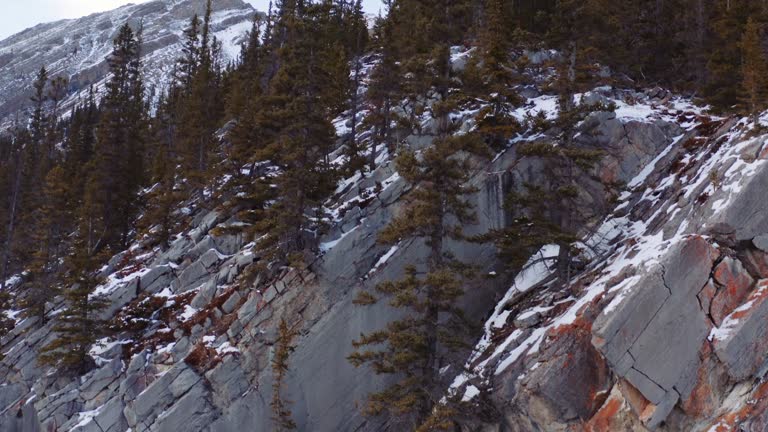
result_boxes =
[454,103,768,430]
[2,43,768,432]
[0,0,254,126]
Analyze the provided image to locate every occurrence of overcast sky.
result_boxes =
[0,0,385,40]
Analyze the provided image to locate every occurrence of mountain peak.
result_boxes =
[0,0,256,125]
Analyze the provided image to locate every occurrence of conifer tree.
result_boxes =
[362,12,401,171]
[348,131,488,427]
[0,127,27,291]
[343,0,370,176]
[467,0,524,151]
[22,166,71,323]
[741,17,768,122]
[29,67,49,146]
[86,22,146,251]
[177,14,202,90]
[38,224,106,374]
[271,319,298,431]
[177,0,226,193]
[253,1,340,263]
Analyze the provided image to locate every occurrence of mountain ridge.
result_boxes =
[0,0,256,126]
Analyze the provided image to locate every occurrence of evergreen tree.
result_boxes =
[22,166,71,323]
[252,1,341,263]
[86,22,147,251]
[176,0,226,193]
[0,127,27,291]
[29,67,49,146]
[343,0,371,176]
[348,132,488,428]
[38,226,106,374]
[176,14,202,90]
[361,12,401,171]
[271,319,298,431]
[741,17,768,121]
[466,0,524,151]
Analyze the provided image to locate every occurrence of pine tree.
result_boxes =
[176,14,202,90]
[38,226,106,374]
[0,127,27,292]
[348,131,488,427]
[252,1,340,264]
[741,17,768,122]
[467,0,524,151]
[271,319,298,431]
[87,22,147,251]
[362,12,401,171]
[22,166,71,323]
[29,67,49,146]
[344,0,371,176]
[176,0,226,194]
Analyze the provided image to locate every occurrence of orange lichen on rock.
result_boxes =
[618,379,651,418]
[706,380,768,431]
[582,396,621,432]
[711,258,754,325]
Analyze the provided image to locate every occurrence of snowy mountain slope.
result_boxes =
[449,102,768,430]
[4,23,768,430]
[0,44,727,431]
[0,0,255,125]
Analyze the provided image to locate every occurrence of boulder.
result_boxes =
[80,357,122,401]
[754,234,768,253]
[199,249,220,269]
[710,257,754,326]
[191,279,217,309]
[211,233,243,256]
[100,278,138,319]
[92,397,128,432]
[518,321,610,426]
[139,265,175,294]
[237,292,263,325]
[221,291,242,314]
[150,383,216,432]
[713,280,768,381]
[177,261,211,293]
[124,364,198,429]
[0,383,25,412]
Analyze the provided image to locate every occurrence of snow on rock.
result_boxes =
[368,244,399,275]
[450,94,768,430]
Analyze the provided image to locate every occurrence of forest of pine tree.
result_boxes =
[2,0,768,428]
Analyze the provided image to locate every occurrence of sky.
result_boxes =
[0,0,385,40]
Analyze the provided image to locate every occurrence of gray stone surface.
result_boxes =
[221,291,242,314]
[100,278,138,319]
[212,233,243,256]
[177,260,211,293]
[714,280,768,381]
[191,278,218,309]
[712,163,768,241]
[124,364,197,429]
[200,249,221,269]
[150,383,216,432]
[593,236,718,427]
[140,265,175,294]
[80,358,122,400]
[206,356,248,405]
[754,234,768,253]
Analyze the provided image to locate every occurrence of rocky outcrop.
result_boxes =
[458,103,768,431]
[5,38,768,431]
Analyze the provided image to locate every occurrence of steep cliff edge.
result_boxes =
[456,107,768,431]
[2,45,768,432]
